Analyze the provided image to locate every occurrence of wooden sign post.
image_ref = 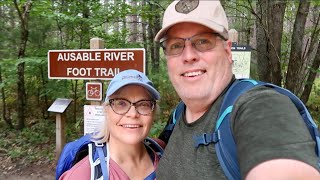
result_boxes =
[89,38,104,105]
[48,98,73,159]
[229,29,238,45]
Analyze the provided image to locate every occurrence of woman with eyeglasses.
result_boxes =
[59,69,163,180]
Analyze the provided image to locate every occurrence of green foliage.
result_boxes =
[150,120,167,138]
[148,56,180,123]
[0,60,19,111]
[65,117,84,142]
[307,78,320,125]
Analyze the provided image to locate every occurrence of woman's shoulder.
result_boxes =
[59,155,91,180]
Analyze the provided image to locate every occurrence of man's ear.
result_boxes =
[225,40,233,64]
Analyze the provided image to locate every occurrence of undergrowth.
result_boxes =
[307,78,320,125]
[0,119,56,163]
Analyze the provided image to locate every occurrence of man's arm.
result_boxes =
[246,159,320,180]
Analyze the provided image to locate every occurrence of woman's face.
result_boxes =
[106,85,155,145]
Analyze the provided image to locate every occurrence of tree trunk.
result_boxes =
[40,63,49,119]
[148,2,155,75]
[299,9,320,97]
[127,0,138,43]
[17,62,26,129]
[151,0,161,74]
[267,1,286,85]
[72,80,78,123]
[285,1,310,94]
[141,0,148,73]
[122,0,127,32]
[256,0,270,82]
[0,66,13,128]
[254,0,286,84]
[14,0,32,129]
[80,0,90,48]
[300,42,320,103]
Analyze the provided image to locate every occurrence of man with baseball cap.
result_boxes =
[155,0,320,179]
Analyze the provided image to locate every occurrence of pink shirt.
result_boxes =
[59,151,160,180]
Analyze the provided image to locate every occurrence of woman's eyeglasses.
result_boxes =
[108,98,155,116]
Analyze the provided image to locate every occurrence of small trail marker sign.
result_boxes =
[231,45,251,79]
[86,82,103,101]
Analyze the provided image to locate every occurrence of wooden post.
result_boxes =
[90,37,104,49]
[55,113,65,159]
[228,29,238,45]
[90,38,105,105]
[48,98,72,160]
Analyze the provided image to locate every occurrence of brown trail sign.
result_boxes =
[48,48,145,80]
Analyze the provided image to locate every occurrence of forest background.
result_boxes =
[0,0,319,177]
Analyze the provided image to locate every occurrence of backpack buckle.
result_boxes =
[94,142,104,147]
[193,133,218,148]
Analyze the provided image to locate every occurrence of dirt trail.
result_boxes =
[0,156,55,180]
[0,173,54,180]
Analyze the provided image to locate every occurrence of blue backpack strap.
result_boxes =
[88,142,109,180]
[214,79,320,179]
[261,82,320,168]
[158,101,185,144]
[144,171,156,180]
[96,143,109,180]
[144,137,164,158]
[165,101,185,131]
[214,79,258,180]
[56,134,92,180]
[143,137,163,180]
[193,79,259,148]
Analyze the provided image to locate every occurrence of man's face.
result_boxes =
[163,22,233,103]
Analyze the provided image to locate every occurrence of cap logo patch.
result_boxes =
[122,74,143,81]
[175,0,199,14]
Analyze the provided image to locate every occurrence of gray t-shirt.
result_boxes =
[157,83,319,180]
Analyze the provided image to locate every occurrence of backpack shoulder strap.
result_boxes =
[259,82,320,167]
[159,101,185,144]
[213,79,258,180]
[143,137,164,180]
[88,142,109,180]
[144,137,164,158]
[165,101,185,131]
[215,79,320,179]
[55,134,92,180]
